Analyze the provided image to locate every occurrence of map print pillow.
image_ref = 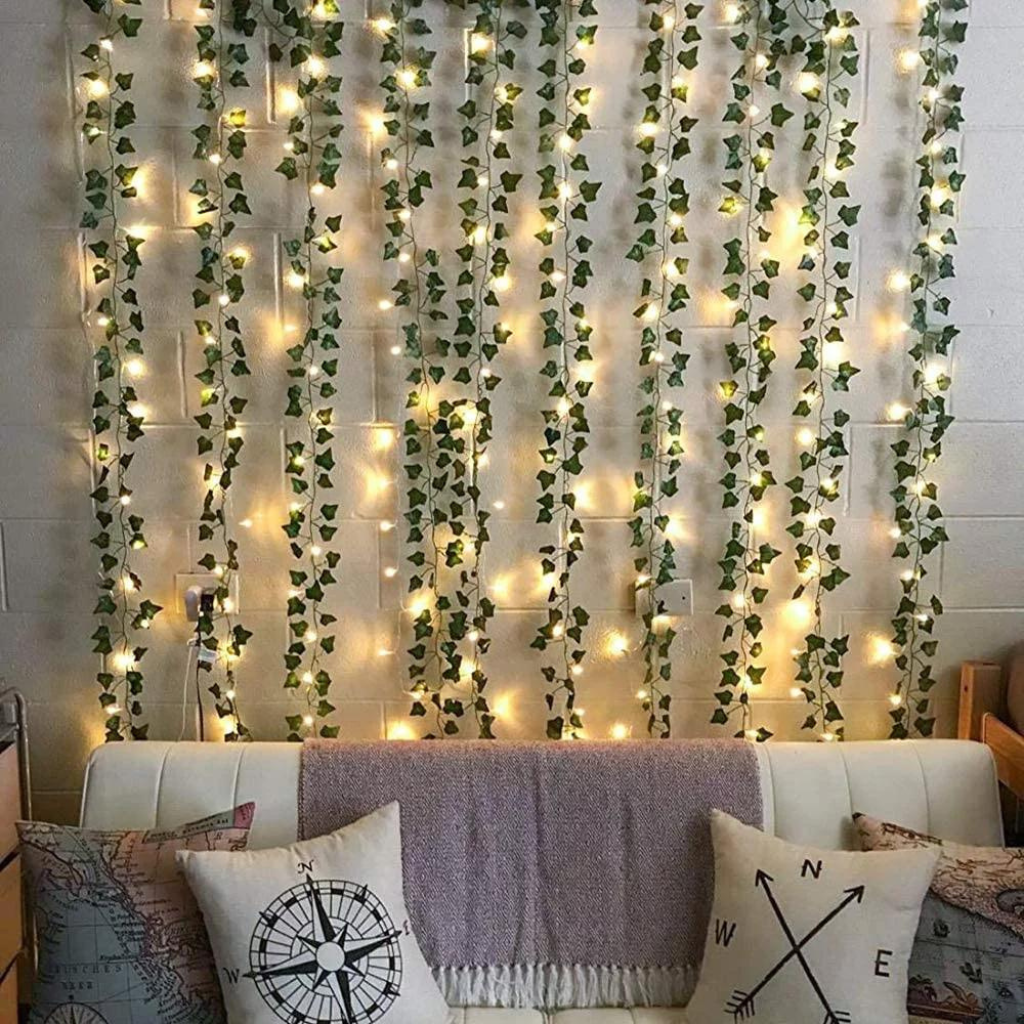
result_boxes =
[856,812,1024,1024]
[687,810,939,1024]
[177,801,449,1024]
[18,804,255,1024]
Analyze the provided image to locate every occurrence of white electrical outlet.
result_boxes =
[175,573,239,621]
[635,578,693,620]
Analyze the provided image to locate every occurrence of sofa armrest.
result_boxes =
[958,661,1004,741]
[981,713,1024,801]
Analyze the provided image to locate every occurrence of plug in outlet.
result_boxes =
[635,578,693,621]
[175,573,238,622]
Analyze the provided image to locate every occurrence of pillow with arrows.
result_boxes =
[177,802,449,1024]
[687,810,939,1024]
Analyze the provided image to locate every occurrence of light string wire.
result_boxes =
[887,0,966,739]
[189,0,255,740]
[80,0,162,741]
[531,0,601,741]
[627,0,702,738]
[377,1,462,737]
[262,2,346,742]
[450,1,526,737]
[786,1,860,741]
[712,0,788,742]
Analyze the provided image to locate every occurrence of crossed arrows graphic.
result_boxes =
[724,870,864,1023]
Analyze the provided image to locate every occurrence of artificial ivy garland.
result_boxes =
[887,0,966,739]
[378,0,467,736]
[189,0,255,740]
[530,0,601,741]
[786,2,860,741]
[450,0,526,737]
[265,1,345,742]
[712,0,789,742]
[626,0,702,738]
[80,0,161,741]
[73,0,969,747]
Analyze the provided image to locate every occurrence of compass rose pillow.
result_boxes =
[177,801,449,1024]
[18,803,255,1024]
[687,810,939,1024]
[855,812,1024,1024]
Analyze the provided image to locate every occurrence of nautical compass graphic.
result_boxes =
[246,876,403,1024]
[44,1006,109,1024]
[724,869,866,1023]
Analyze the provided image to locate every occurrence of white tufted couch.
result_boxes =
[81,739,1004,1024]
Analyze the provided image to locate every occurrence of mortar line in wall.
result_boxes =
[0,523,8,612]
[840,605,1024,615]
[174,330,188,422]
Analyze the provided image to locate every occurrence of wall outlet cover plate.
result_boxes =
[635,578,693,620]
[175,572,239,620]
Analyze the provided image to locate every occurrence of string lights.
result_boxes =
[189,0,255,740]
[712,0,788,742]
[270,1,345,742]
[786,2,860,741]
[886,0,965,738]
[626,0,702,737]
[75,0,972,746]
[378,0,464,736]
[80,0,161,741]
[530,0,601,741]
[450,0,526,738]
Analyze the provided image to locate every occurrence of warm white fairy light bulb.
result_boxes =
[897,48,920,73]
[888,269,911,293]
[797,72,819,94]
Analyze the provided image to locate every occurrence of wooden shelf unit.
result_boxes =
[0,741,22,1024]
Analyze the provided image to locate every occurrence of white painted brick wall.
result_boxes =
[1,0,1021,821]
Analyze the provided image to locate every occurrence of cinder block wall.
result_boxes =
[1,0,1021,820]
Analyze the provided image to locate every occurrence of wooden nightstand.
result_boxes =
[0,690,28,1024]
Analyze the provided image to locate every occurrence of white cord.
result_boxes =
[178,641,197,741]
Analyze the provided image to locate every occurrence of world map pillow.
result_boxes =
[687,810,939,1024]
[855,812,1024,1024]
[18,804,255,1024]
[177,801,449,1024]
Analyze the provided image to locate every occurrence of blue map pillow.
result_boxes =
[18,805,254,1024]
[855,813,1024,1024]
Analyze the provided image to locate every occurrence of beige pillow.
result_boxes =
[687,810,939,1024]
[178,802,448,1024]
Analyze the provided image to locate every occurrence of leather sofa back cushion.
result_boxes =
[1008,642,1024,733]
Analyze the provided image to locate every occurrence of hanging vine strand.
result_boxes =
[450,0,526,738]
[712,0,789,743]
[887,0,966,739]
[377,1,465,737]
[80,0,161,741]
[265,2,345,742]
[626,0,702,738]
[189,0,255,740]
[530,0,601,741]
[786,2,860,741]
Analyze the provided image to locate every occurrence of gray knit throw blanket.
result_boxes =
[299,738,762,1009]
